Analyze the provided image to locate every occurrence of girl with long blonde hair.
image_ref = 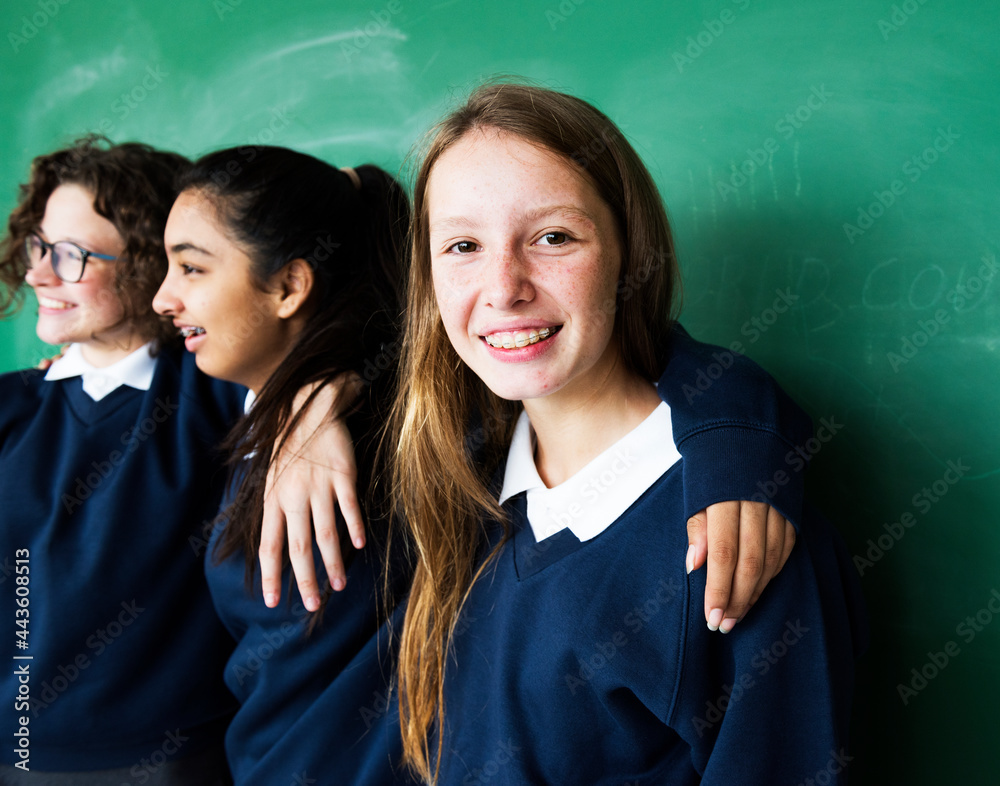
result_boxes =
[389,82,865,784]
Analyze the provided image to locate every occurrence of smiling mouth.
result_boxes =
[179,326,206,338]
[37,297,74,310]
[483,326,561,349]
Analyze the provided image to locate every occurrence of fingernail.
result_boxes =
[305,594,320,611]
[720,617,737,634]
[264,593,277,608]
[354,537,365,549]
[685,545,695,574]
[707,608,723,632]
[332,578,345,592]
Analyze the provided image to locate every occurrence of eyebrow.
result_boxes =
[168,242,215,257]
[429,205,597,233]
[524,205,597,228]
[428,215,482,233]
[34,228,110,250]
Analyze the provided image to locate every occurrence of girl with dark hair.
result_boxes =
[389,82,866,784]
[153,146,412,784]
[154,138,839,784]
[0,137,370,783]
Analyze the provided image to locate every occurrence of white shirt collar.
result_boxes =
[44,342,157,401]
[499,401,681,544]
[243,389,257,414]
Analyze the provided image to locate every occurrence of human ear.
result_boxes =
[274,258,315,319]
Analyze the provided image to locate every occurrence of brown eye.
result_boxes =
[453,241,478,253]
[539,232,569,246]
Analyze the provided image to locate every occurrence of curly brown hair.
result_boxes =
[0,135,190,348]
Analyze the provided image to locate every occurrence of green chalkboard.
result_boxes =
[1,0,997,781]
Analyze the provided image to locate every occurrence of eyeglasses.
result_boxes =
[25,232,118,283]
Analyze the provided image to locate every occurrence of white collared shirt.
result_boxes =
[498,402,682,544]
[44,342,157,401]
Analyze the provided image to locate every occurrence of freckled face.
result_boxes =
[427,130,624,405]
[153,190,289,393]
[24,184,137,366]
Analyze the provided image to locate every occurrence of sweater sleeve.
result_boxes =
[657,324,814,526]
[668,505,863,784]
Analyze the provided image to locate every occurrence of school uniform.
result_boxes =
[656,324,812,525]
[436,331,867,785]
[204,405,413,785]
[0,343,243,780]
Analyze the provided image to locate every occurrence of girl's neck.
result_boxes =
[78,330,150,368]
[522,364,661,489]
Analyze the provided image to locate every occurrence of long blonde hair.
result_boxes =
[388,80,681,783]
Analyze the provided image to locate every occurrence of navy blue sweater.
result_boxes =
[657,325,812,525]
[206,473,413,785]
[435,328,865,784]
[0,346,244,770]
[439,489,864,784]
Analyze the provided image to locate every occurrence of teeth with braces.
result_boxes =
[484,326,556,349]
[179,326,206,338]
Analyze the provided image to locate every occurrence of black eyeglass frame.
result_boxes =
[25,232,118,283]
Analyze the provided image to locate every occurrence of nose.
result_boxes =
[24,245,57,287]
[152,273,180,316]
[483,245,534,310]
